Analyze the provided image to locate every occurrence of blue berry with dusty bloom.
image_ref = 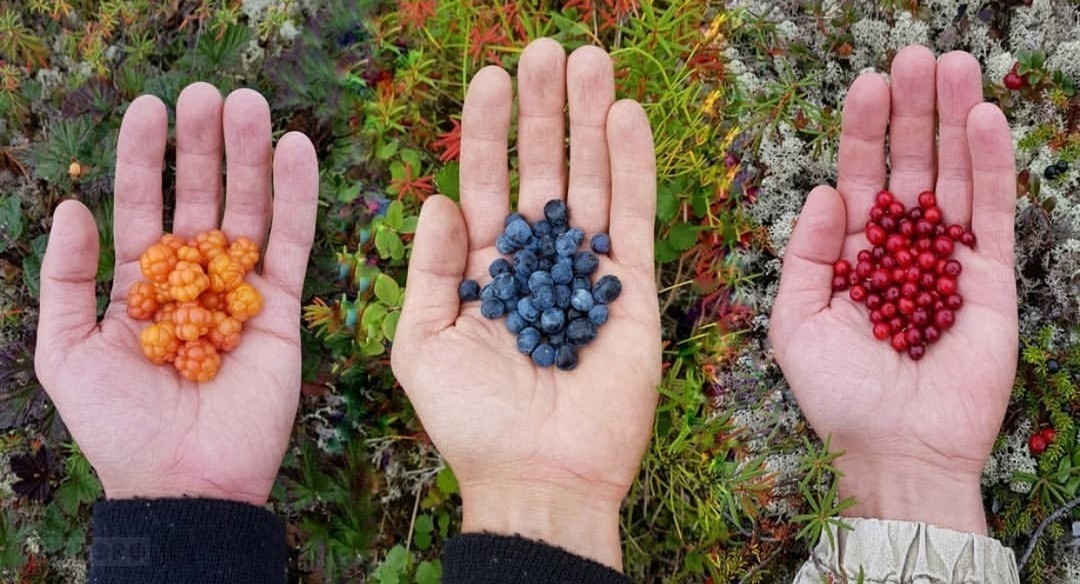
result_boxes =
[481,298,505,319]
[592,275,622,305]
[571,288,595,312]
[458,279,480,301]
[555,345,578,371]
[517,327,541,355]
[588,305,609,326]
[591,233,611,254]
[531,343,556,368]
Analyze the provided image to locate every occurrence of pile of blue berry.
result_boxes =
[458,200,621,371]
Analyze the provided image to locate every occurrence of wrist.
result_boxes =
[835,454,987,535]
[460,480,624,572]
[103,475,270,507]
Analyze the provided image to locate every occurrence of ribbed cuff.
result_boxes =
[796,518,1020,584]
[90,498,286,584]
[443,533,631,584]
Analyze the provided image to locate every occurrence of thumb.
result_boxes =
[394,195,468,346]
[770,185,847,343]
[36,200,101,374]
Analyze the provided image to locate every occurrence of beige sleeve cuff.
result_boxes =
[793,518,1019,583]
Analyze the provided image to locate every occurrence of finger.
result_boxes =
[606,100,655,275]
[37,200,100,363]
[263,132,319,301]
[567,45,615,234]
[771,186,847,337]
[837,73,889,231]
[173,82,224,238]
[516,39,567,221]
[935,51,984,227]
[886,45,937,202]
[114,95,167,263]
[967,103,1016,265]
[460,67,512,249]
[221,89,273,246]
[396,195,468,342]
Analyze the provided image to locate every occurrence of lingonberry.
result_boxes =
[888,317,905,333]
[947,224,965,240]
[932,236,954,257]
[833,259,852,278]
[917,191,936,209]
[907,208,922,221]
[1041,428,1056,443]
[908,345,926,361]
[870,310,884,323]
[1003,71,1025,91]
[174,339,221,382]
[849,285,867,302]
[855,261,873,279]
[895,249,913,267]
[945,294,963,310]
[869,207,885,221]
[923,207,942,224]
[869,270,890,291]
[924,326,940,344]
[875,191,894,207]
[881,303,897,318]
[890,332,908,352]
[872,322,891,340]
[126,281,159,321]
[915,291,934,309]
[905,266,922,282]
[880,256,897,270]
[960,232,976,247]
[898,297,915,315]
[884,286,901,303]
[900,282,918,298]
[905,328,923,347]
[831,275,848,292]
[888,202,905,217]
[865,294,883,310]
[911,309,930,328]
[935,276,958,296]
[857,250,872,263]
[918,272,937,290]
[943,259,962,277]
[866,224,887,246]
[879,216,897,232]
[933,309,956,330]
[1028,433,1047,455]
[898,220,915,237]
[891,268,906,284]
[226,283,264,322]
[915,220,934,237]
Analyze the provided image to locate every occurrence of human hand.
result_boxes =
[769,47,1017,535]
[391,39,660,570]
[34,84,318,506]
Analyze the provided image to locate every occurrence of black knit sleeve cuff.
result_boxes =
[90,498,286,584]
[443,533,632,584]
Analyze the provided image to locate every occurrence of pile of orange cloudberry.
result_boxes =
[128,230,263,382]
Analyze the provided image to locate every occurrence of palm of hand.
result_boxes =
[770,48,1018,480]
[392,41,661,505]
[403,249,660,498]
[34,85,318,505]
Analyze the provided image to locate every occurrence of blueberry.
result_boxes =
[571,276,591,292]
[537,257,554,272]
[531,343,556,367]
[543,199,568,225]
[591,233,611,254]
[567,309,585,321]
[555,228,584,256]
[1044,165,1060,180]
[555,285,572,309]
[514,249,538,274]
[1048,359,1060,374]
[488,258,512,277]
[481,298,505,319]
[551,260,573,285]
[588,305,609,326]
[506,311,527,334]
[570,288,595,311]
[533,219,552,237]
[539,308,566,334]
[573,251,599,275]
[504,212,525,227]
[492,272,517,300]
[592,275,622,304]
[505,218,533,246]
[555,345,578,371]
[517,297,540,322]
[515,272,531,294]
[496,233,517,254]
[528,270,554,290]
[517,327,541,355]
[566,318,598,346]
[1055,160,1069,172]
[458,279,480,301]
[537,235,556,257]
[551,223,568,237]
[549,330,566,347]
[480,283,495,301]
[533,285,556,311]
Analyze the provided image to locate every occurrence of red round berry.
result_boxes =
[933,309,956,330]
[923,207,942,224]
[870,309,885,323]
[866,294,883,310]
[908,345,926,361]
[884,286,901,303]
[943,260,962,277]
[856,260,874,279]
[898,220,915,237]
[905,328,923,347]
[905,266,921,282]
[879,216,897,232]
[947,224,965,240]
[869,270,890,291]
[911,309,930,327]
[832,275,849,291]
[1004,71,1024,91]
[849,285,868,302]
[891,332,909,352]
[900,282,919,298]
[881,256,897,269]
[888,317,905,333]
[873,322,892,340]
[898,297,916,315]
[866,224,887,246]
[1028,433,1047,455]
[857,250,872,263]
[936,276,957,296]
[881,302,897,318]
[932,236,954,257]
[960,232,976,247]
[875,191,894,207]
[907,207,923,221]
[895,249,914,267]
[917,191,936,209]
[1041,428,1056,443]
[870,207,885,221]
[833,259,852,277]
[888,202,905,217]
[945,294,963,310]
[924,326,940,344]
[917,252,937,270]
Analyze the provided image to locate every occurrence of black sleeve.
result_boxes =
[443,533,632,584]
[89,498,286,584]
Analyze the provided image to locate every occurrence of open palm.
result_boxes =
[391,40,660,567]
[770,48,1017,532]
[34,84,318,506]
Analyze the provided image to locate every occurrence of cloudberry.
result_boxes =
[168,261,210,302]
[153,282,172,303]
[176,244,203,264]
[160,233,185,251]
[126,281,159,321]
[154,302,177,324]
[226,283,263,322]
[208,254,245,293]
[200,290,227,312]
[140,322,180,364]
[229,238,260,273]
[194,230,229,264]
[207,311,243,352]
[172,301,214,341]
[140,243,179,284]
[174,339,221,382]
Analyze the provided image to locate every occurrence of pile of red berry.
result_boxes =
[1029,427,1056,455]
[833,190,975,360]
